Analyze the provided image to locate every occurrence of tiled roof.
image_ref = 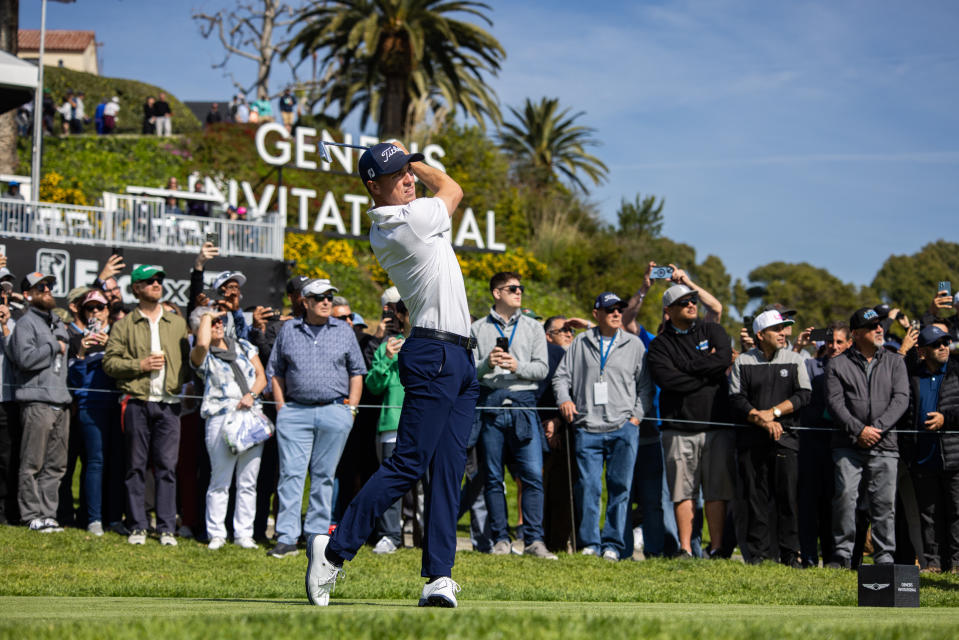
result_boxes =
[18,30,95,53]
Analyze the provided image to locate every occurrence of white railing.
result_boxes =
[0,195,284,260]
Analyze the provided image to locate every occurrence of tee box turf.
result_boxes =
[858,564,919,607]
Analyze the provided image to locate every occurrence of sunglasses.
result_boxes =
[548,327,574,335]
[142,276,164,286]
[671,296,699,308]
[33,282,52,292]
[498,285,525,294]
[335,314,352,321]
[601,306,624,315]
[211,316,224,325]
[307,293,334,302]
[83,303,106,312]
[928,339,951,349]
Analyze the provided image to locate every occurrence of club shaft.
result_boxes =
[321,142,370,151]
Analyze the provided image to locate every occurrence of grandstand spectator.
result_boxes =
[729,310,811,567]
[5,272,72,532]
[187,183,210,218]
[646,284,735,559]
[0,275,21,525]
[471,272,553,558]
[279,87,296,132]
[553,291,653,561]
[154,93,173,137]
[67,290,122,537]
[206,103,223,127]
[799,322,851,567]
[103,97,120,134]
[825,307,909,568]
[189,307,268,550]
[364,298,410,553]
[899,325,959,573]
[266,278,365,558]
[142,96,156,134]
[102,265,190,546]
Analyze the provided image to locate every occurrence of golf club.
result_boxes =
[317,141,370,164]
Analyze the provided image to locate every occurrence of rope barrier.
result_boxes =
[1,383,938,434]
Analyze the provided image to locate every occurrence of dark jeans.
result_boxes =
[330,336,478,577]
[76,407,114,523]
[123,399,181,533]
[253,403,278,541]
[913,469,959,570]
[798,433,834,566]
[0,402,22,524]
[738,443,800,563]
[542,421,576,552]
[373,438,404,546]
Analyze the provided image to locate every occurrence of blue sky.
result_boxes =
[22,0,959,288]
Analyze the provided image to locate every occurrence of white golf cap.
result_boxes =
[213,270,247,291]
[663,284,695,308]
[301,278,338,297]
[381,286,401,306]
[752,309,795,334]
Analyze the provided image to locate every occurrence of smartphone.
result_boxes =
[495,337,510,351]
[111,246,123,259]
[650,266,674,280]
[939,281,951,297]
[206,232,219,246]
[809,328,829,342]
[743,315,754,332]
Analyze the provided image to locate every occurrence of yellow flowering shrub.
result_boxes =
[39,172,88,205]
[457,248,549,281]
[283,232,329,279]
[319,239,358,267]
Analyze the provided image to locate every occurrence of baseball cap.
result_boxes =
[301,278,338,297]
[81,289,108,306]
[752,309,795,334]
[67,286,91,304]
[352,312,367,328]
[358,142,424,182]
[0,267,14,281]
[663,284,695,308]
[286,275,311,295]
[874,303,891,319]
[521,308,542,320]
[213,270,247,291]
[21,272,56,292]
[919,325,952,347]
[762,303,797,318]
[131,264,165,283]
[849,307,881,330]
[381,286,401,306]
[594,292,626,311]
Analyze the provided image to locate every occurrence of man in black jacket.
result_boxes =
[825,307,909,568]
[900,325,959,572]
[647,284,734,558]
[730,310,811,566]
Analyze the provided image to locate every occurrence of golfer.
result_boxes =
[306,142,479,608]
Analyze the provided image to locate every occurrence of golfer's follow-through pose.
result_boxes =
[305,142,479,607]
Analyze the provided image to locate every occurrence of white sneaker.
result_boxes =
[208,536,226,550]
[42,517,64,532]
[28,518,48,532]
[159,532,178,546]
[581,546,598,556]
[418,577,461,608]
[633,526,645,553]
[602,548,619,562]
[87,521,104,537]
[372,536,398,555]
[235,537,257,549]
[491,540,512,555]
[305,534,341,606]
[128,529,147,545]
[523,540,558,560]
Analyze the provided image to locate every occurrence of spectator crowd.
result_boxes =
[2,247,958,575]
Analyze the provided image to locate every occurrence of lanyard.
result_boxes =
[599,331,617,377]
[490,316,519,349]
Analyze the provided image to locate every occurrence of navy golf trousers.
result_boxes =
[329,336,478,577]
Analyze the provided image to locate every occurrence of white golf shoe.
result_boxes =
[418,577,461,608]
[305,534,341,606]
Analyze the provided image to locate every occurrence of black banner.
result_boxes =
[0,237,287,309]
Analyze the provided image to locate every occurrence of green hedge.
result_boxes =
[43,66,201,134]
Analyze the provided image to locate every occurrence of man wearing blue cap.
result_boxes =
[305,142,478,608]
[900,325,959,573]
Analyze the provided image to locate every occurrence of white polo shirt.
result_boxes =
[367,197,471,337]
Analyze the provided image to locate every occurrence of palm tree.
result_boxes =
[498,97,608,193]
[286,0,505,138]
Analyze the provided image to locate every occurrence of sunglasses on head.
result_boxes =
[671,296,699,307]
[307,293,334,302]
[84,303,106,312]
[498,284,525,294]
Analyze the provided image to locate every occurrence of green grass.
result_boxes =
[3,526,959,638]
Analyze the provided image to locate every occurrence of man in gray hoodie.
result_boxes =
[5,272,72,532]
[825,307,909,567]
[553,292,653,561]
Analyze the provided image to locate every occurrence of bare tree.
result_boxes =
[193,1,302,100]
[0,0,20,174]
